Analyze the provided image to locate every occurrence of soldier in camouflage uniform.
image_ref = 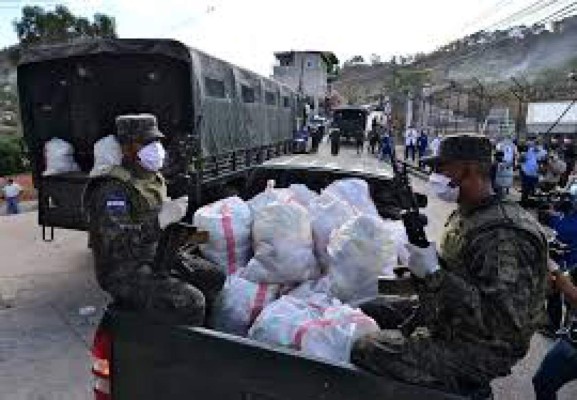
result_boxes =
[352,134,549,398]
[85,114,211,325]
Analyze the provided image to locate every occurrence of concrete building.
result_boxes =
[272,50,338,113]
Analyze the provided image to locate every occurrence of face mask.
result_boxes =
[137,141,166,172]
[428,172,460,203]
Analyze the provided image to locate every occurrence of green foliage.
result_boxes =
[13,5,116,46]
[0,135,28,176]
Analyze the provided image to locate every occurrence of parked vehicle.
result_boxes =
[331,106,369,142]
[17,39,298,237]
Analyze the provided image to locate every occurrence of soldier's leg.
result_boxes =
[357,295,417,329]
[351,329,508,396]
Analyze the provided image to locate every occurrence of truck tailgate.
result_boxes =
[110,310,462,400]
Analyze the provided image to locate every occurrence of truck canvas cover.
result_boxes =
[18,38,296,178]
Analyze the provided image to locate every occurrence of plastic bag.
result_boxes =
[193,196,252,275]
[249,296,379,363]
[298,305,380,363]
[247,180,294,214]
[43,138,80,176]
[309,193,355,268]
[240,202,319,284]
[326,215,396,303]
[90,135,122,177]
[288,184,319,209]
[209,274,280,336]
[380,220,410,275]
[323,178,378,216]
[248,295,321,347]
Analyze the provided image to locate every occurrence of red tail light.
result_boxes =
[91,327,112,400]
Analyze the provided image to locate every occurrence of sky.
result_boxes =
[0,0,570,75]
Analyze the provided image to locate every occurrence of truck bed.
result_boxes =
[108,308,463,400]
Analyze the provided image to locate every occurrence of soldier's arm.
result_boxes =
[420,228,544,336]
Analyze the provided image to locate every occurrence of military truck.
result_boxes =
[17,38,297,239]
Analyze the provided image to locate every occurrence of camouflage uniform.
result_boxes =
[352,135,549,397]
[86,115,207,325]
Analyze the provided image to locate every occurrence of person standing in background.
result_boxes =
[2,178,22,215]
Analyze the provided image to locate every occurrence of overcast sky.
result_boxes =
[0,0,565,75]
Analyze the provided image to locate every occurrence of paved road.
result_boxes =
[0,141,575,399]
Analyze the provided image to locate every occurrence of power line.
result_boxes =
[485,0,560,30]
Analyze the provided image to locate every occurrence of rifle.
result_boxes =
[389,153,430,337]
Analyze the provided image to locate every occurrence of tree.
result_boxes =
[13,5,116,46]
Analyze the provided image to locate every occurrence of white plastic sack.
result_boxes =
[309,193,355,268]
[249,296,379,363]
[90,135,122,177]
[43,138,80,176]
[327,215,396,303]
[381,220,410,275]
[288,184,318,209]
[323,178,378,216]
[247,180,294,214]
[298,305,380,363]
[248,295,321,348]
[240,202,319,284]
[193,196,252,275]
[209,274,280,336]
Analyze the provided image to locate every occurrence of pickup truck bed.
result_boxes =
[104,308,462,400]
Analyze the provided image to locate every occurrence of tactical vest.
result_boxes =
[439,198,548,340]
[84,165,167,217]
[441,199,546,275]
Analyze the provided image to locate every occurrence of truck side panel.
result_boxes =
[111,311,462,400]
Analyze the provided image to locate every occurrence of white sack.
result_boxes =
[380,220,410,275]
[323,178,378,216]
[288,184,319,209]
[247,180,294,214]
[248,295,322,348]
[43,138,80,176]
[240,202,319,284]
[327,215,396,303]
[209,274,280,336]
[298,305,380,363]
[90,135,122,177]
[309,193,355,268]
[249,296,379,363]
[193,196,252,275]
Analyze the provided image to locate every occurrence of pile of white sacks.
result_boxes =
[42,136,123,177]
[194,178,410,364]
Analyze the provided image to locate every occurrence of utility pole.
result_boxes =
[472,77,486,134]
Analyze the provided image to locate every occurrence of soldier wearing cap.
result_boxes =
[84,114,211,325]
[352,134,548,397]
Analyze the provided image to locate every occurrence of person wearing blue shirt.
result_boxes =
[521,141,545,206]
[417,130,429,168]
[380,129,394,163]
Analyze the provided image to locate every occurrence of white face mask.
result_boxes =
[428,172,460,203]
[137,141,166,172]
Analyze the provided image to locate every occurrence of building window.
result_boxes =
[205,77,226,98]
[282,96,291,108]
[241,85,256,103]
[265,91,277,106]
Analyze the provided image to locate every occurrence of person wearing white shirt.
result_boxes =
[2,178,22,215]
[430,133,441,157]
[404,126,418,161]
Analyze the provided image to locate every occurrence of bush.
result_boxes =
[0,135,28,176]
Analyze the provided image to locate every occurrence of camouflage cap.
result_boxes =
[422,133,493,166]
[115,114,165,145]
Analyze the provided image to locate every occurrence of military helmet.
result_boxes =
[115,114,165,145]
[422,133,493,166]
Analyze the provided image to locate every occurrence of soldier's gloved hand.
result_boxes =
[404,242,440,279]
[158,196,188,230]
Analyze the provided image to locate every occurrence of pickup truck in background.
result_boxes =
[91,162,461,400]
